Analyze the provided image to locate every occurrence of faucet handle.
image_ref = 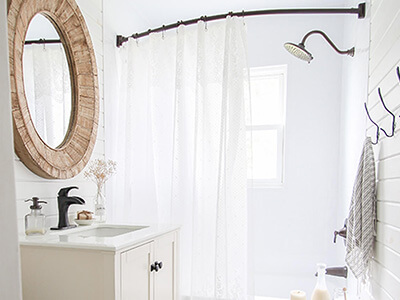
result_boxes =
[58,186,79,197]
[333,218,347,243]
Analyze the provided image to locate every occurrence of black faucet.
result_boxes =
[51,186,85,230]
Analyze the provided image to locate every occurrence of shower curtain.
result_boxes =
[23,44,71,148]
[107,17,249,299]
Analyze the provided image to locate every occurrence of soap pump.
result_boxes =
[311,263,331,300]
[25,197,47,236]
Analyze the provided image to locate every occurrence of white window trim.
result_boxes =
[247,65,287,188]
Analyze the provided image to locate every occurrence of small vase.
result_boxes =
[94,188,106,222]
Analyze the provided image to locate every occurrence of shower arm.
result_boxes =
[300,30,355,56]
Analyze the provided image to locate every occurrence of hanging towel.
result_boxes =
[345,137,376,280]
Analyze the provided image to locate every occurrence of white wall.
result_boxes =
[0,0,22,298]
[13,0,105,231]
[245,14,351,298]
[365,0,400,298]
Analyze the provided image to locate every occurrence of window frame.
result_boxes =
[247,65,287,188]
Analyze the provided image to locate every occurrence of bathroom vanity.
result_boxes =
[19,224,179,300]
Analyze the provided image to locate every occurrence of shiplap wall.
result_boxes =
[366,0,400,298]
[14,0,104,232]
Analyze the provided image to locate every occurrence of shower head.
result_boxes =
[284,42,313,63]
[284,30,355,63]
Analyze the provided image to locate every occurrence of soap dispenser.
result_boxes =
[311,263,331,300]
[25,197,47,236]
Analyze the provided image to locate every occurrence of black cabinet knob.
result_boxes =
[150,263,158,272]
[150,261,163,272]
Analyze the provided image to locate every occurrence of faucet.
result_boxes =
[51,186,85,230]
[315,266,348,278]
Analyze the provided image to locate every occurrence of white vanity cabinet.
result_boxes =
[20,225,179,300]
[121,231,177,300]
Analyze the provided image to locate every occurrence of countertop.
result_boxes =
[19,223,180,252]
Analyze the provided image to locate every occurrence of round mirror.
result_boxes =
[23,14,72,148]
[8,0,99,179]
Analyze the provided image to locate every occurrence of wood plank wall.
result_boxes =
[367,0,400,298]
[14,0,105,232]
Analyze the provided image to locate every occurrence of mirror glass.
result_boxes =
[23,14,72,149]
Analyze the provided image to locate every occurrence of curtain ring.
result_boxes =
[162,25,165,40]
[177,21,183,34]
[201,16,208,31]
[134,34,139,47]
[242,10,246,26]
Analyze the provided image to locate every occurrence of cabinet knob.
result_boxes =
[150,261,163,272]
[150,263,158,272]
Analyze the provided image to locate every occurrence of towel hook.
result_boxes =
[378,87,396,137]
[364,103,380,145]
[397,66,400,118]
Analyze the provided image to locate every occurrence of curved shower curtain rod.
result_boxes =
[116,2,366,47]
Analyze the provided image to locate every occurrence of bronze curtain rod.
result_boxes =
[116,2,366,47]
[25,39,62,45]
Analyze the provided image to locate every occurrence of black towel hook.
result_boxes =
[364,102,380,145]
[377,87,396,137]
[397,66,400,118]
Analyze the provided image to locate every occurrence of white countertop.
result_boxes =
[19,223,180,252]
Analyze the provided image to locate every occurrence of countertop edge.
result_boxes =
[19,223,180,252]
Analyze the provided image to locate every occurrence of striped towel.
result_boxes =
[345,137,376,280]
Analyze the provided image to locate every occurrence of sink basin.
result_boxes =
[64,225,148,238]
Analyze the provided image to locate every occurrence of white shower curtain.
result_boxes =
[107,17,249,299]
[23,44,71,148]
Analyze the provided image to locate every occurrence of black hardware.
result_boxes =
[397,67,400,119]
[364,66,399,144]
[25,38,62,45]
[301,30,354,57]
[396,66,400,83]
[116,35,128,48]
[364,103,380,145]
[150,261,163,272]
[334,219,347,243]
[285,30,354,63]
[315,266,348,278]
[51,186,85,230]
[377,88,396,137]
[150,263,157,272]
[116,3,366,47]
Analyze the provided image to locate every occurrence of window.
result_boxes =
[247,65,287,187]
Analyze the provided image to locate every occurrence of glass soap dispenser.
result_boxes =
[311,263,331,300]
[25,197,47,236]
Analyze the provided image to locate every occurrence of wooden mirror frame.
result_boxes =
[8,0,99,179]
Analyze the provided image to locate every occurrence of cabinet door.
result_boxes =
[154,232,177,300]
[121,242,154,300]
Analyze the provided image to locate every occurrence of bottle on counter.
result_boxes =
[311,263,331,300]
[25,197,47,236]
